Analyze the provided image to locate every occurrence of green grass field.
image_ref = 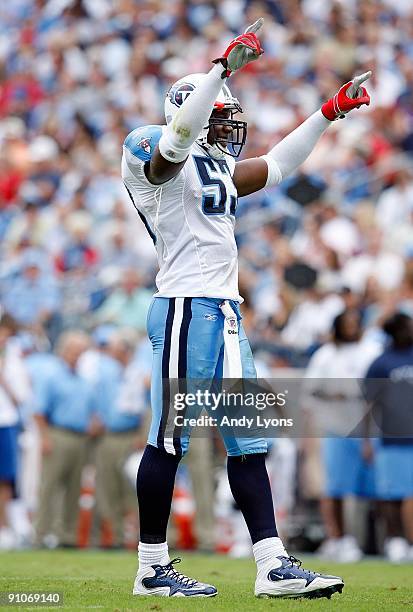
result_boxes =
[0,551,412,611]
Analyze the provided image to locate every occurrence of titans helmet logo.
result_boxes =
[168,83,196,108]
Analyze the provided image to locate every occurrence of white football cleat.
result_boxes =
[255,555,344,599]
[133,557,217,597]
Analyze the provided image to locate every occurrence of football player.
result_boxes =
[122,18,371,599]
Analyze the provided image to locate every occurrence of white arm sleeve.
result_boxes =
[158,63,226,163]
[262,110,330,187]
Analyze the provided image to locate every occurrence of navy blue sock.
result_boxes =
[136,444,181,544]
[227,453,278,544]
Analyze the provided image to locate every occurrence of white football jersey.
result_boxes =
[121,124,242,301]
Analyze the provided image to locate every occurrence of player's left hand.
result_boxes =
[321,71,372,121]
[213,18,264,78]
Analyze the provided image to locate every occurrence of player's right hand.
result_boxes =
[213,18,264,78]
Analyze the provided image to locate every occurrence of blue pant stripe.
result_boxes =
[157,298,175,451]
[173,298,193,455]
[178,298,192,378]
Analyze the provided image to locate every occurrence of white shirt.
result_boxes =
[281,295,344,350]
[376,183,413,232]
[303,339,382,435]
[341,252,405,293]
[122,125,241,301]
[0,339,32,427]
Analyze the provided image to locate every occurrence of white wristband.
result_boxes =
[158,130,191,163]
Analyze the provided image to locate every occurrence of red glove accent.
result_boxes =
[222,33,264,60]
[321,82,371,121]
[213,32,264,77]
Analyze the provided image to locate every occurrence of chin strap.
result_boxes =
[198,140,227,160]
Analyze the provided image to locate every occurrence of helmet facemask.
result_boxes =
[207,104,247,158]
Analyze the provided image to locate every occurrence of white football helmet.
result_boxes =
[164,73,247,159]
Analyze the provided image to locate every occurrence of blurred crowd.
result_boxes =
[1,0,413,560]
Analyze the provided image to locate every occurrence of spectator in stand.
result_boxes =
[4,199,55,252]
[54,212,101,329]
[26,136,61,209]
[33,331,99,548]
[375,169,413,234]
[98,222,140,270]
[55,212,99,273]
[93,268,152,331]
[0,249,61,343]
[0,120,25,210]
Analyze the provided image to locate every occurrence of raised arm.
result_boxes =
[146,20,264,185]
[233,73,371,197]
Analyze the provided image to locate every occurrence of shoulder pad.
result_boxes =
[124,125,163,162]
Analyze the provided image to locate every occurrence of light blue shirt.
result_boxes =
[94,355,141,432]
[32,357,96,433]
[2,274,60,325]
[24,352,61,422]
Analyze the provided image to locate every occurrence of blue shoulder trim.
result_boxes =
[124,125,163,162]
